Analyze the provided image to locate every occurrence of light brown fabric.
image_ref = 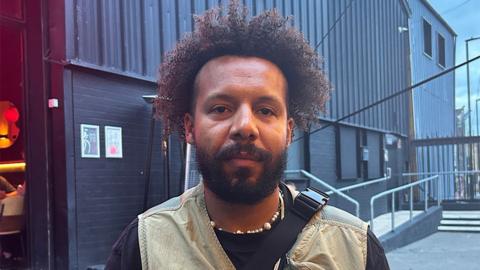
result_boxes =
[138,183,368,270]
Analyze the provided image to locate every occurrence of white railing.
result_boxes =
[370,175,440,232]
[285,169,392,217]
[402,170,480,176]
[328,168,391,194]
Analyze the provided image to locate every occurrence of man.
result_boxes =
[106,1,389,269]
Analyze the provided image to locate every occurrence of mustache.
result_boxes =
[215,144,272,162]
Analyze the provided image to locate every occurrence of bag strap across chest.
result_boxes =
[241,183,329,270]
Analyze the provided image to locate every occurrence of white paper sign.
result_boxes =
[105,126,123,158]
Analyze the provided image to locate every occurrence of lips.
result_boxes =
[216,143,270,162]
[226,156,260,168]
[228,151,260,161]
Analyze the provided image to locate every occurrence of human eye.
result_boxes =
[210,105,230,114]
[257,107,275,116]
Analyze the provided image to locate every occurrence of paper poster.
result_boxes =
[105,126,123,158]
[81,124,100,158]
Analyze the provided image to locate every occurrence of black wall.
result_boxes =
[310,125,337,184]
[65,68,183,269]
[309,122,395,220]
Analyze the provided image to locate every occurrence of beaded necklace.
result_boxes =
[210,192,285,234]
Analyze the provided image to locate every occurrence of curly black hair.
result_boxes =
[155,0,330,137]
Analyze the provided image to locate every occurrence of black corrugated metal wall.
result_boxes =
[67,0,410,135]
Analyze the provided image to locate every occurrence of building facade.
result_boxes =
[1,0,415,269]
[408,0,456,140]
[408,0,456,199]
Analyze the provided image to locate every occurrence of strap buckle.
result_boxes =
[293,187,329,220]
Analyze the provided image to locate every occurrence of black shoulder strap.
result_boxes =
[241,184,329,270]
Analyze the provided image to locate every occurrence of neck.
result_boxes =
[204,185,280,233]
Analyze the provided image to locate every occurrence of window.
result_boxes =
[423,19,432,57]
[437,33,445,67]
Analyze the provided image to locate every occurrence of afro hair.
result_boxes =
[155,0,331,137]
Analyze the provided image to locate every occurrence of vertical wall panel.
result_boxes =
[100,0,122,69]
[307,0,316,50]
[193,0,207,14]
[373,0,380,129]
[292,0,300,30]
[339,0,347,121]
[143,0,162,76]
[357,0,366,127]
[379,0,386,130]
[360,0,368,127]
[161,0,179,54]
[327,1,341,119]
[256,0,265,15]
[122,0,143,74]
[76,0,100,64]
[348,2,357,125]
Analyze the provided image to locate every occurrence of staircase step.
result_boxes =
[442,211,480,220]
[438,226,480,232]
[440,220,480,226]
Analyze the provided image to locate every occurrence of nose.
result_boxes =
[229,105,259,142]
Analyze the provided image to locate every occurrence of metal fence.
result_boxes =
[413,139,480,201]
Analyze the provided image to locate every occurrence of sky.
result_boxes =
[428,0,480,135]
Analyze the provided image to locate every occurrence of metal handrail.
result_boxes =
[332,168,391,194]
[284,170,360,217]
[370,175,440,232]
[402,170,480,176]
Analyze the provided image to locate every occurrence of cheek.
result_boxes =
[261,124,289,150]
[193,120,230,151]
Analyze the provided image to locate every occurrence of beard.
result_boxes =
[195,143,287,205]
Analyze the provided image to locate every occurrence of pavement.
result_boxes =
[386,232,480,270]
[369,210,423,237]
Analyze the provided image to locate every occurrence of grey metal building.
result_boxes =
[287,0,411,219]
[408,0,456,199]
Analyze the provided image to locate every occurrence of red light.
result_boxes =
[4,107,19,122]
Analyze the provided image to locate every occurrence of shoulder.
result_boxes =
[288,205,369,269]
[105,219,141,270]
[285,183,367,232]
[138,183,204,221]
[318,205,368,233]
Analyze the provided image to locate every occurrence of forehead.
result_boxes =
[193,56,287,104]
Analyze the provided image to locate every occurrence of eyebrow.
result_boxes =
[255,95,284,107]
[204,93,284,107]
[204,93,238,104]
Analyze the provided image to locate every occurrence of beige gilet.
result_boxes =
[138,183,368,270]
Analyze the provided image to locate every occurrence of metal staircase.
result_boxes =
[438,211,480,232]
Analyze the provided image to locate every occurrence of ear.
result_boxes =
[184,113,195,145]
[286,118,295,146]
